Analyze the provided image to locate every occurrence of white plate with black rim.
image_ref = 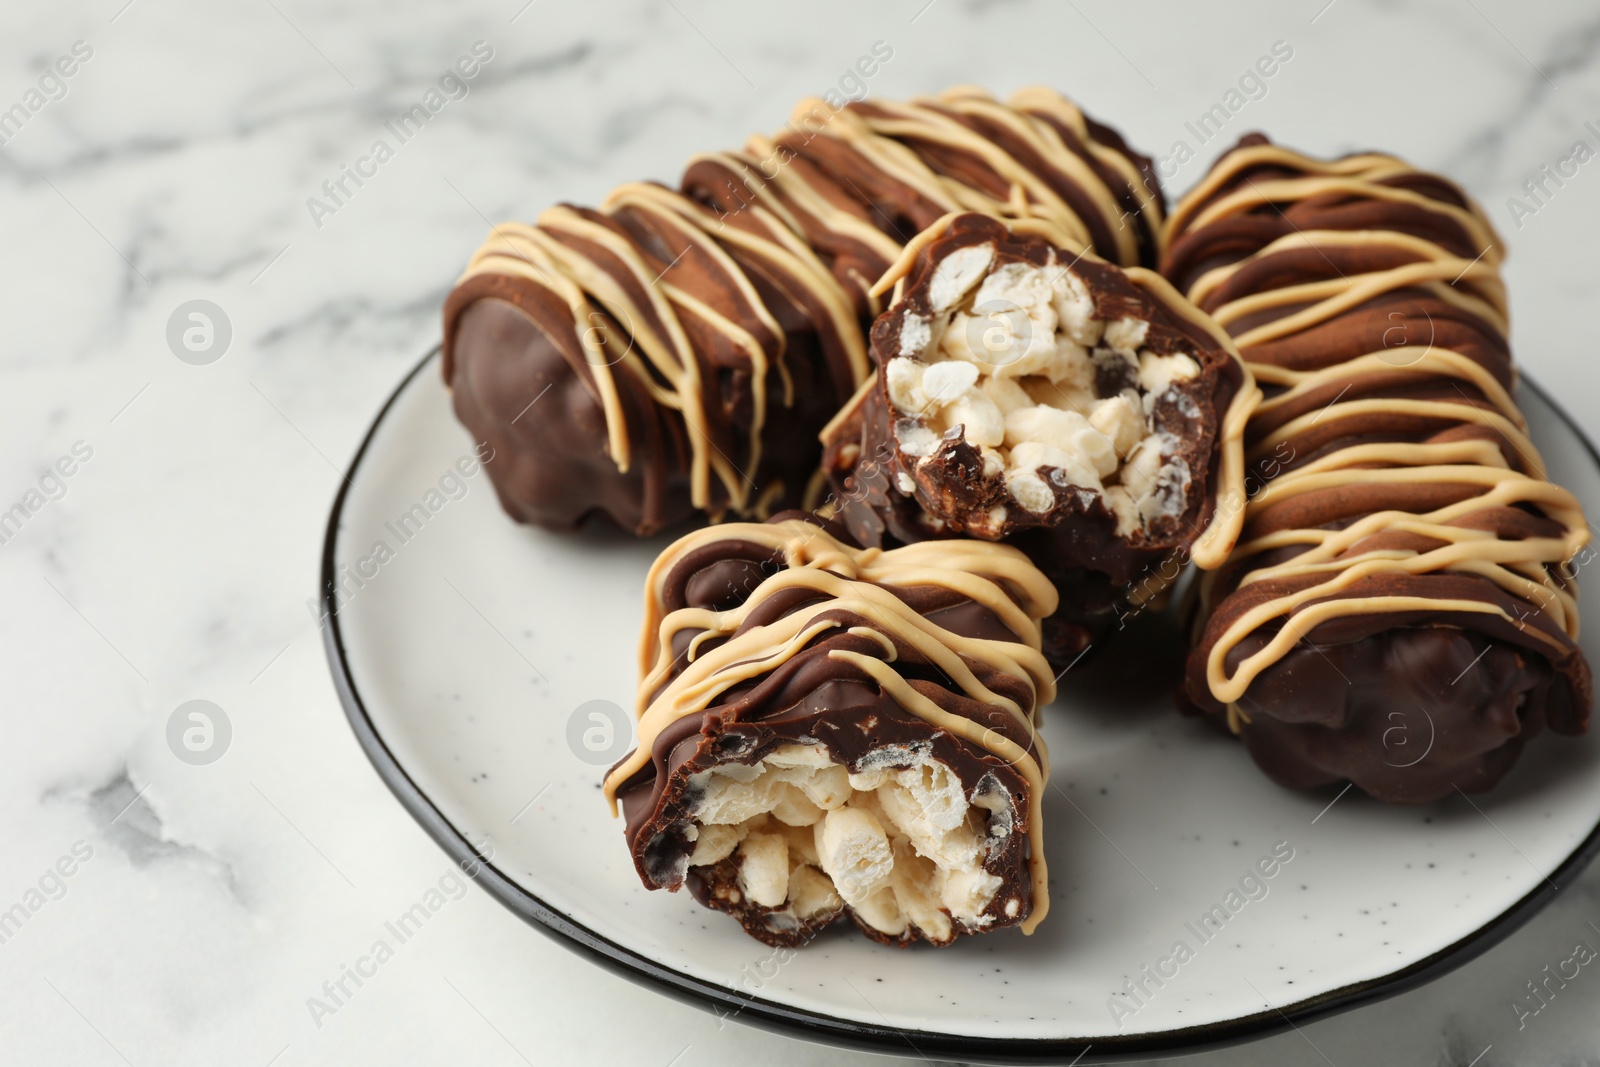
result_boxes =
[321,347,1600,1064]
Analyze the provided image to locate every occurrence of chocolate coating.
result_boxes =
[449,295,691,532]
[1166,135,1592,803]
[1228,618,1569,805]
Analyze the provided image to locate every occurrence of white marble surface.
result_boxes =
[4,1,1600,1064]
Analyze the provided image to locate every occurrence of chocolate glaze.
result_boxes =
[612,518,1051,946]
[445,274,836,533]
[1217,601,1574,805]
[822,214,1246,665]
[1165,135,1592,803]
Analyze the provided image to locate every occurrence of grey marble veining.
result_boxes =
[3,1,1600,1064]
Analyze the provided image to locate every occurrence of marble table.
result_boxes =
[4,0,1600,1063]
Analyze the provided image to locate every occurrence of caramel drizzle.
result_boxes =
[1165,144,1589,709]
[606,519,1060,933]
[455,88,1158,517]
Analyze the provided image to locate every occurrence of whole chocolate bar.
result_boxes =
[821,212,1255,663]
[442,88,1165,535]
[1164,135,1592,804]
[603,517,1056,946]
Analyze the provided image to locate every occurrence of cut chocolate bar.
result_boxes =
[442,88,1166,535]
[821,212,1255,664]
[604,517,1056,945]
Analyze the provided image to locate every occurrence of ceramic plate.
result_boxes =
[322,349,1600,1063]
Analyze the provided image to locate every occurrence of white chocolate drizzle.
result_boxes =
[1164,143,1589,709]
[453,88,1164,518]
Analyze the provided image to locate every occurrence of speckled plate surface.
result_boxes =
[322,348,1600,1064]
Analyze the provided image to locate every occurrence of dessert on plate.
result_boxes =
[442,88,1165,536]
[821,212,1255,664]
[604,516,1055,945]
[1164,135,1592,803]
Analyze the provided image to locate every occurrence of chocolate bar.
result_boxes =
[1164,135,1592,803]
[442,88,1165,535]
[603,517,1056,945]
[821,212,1255,663]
